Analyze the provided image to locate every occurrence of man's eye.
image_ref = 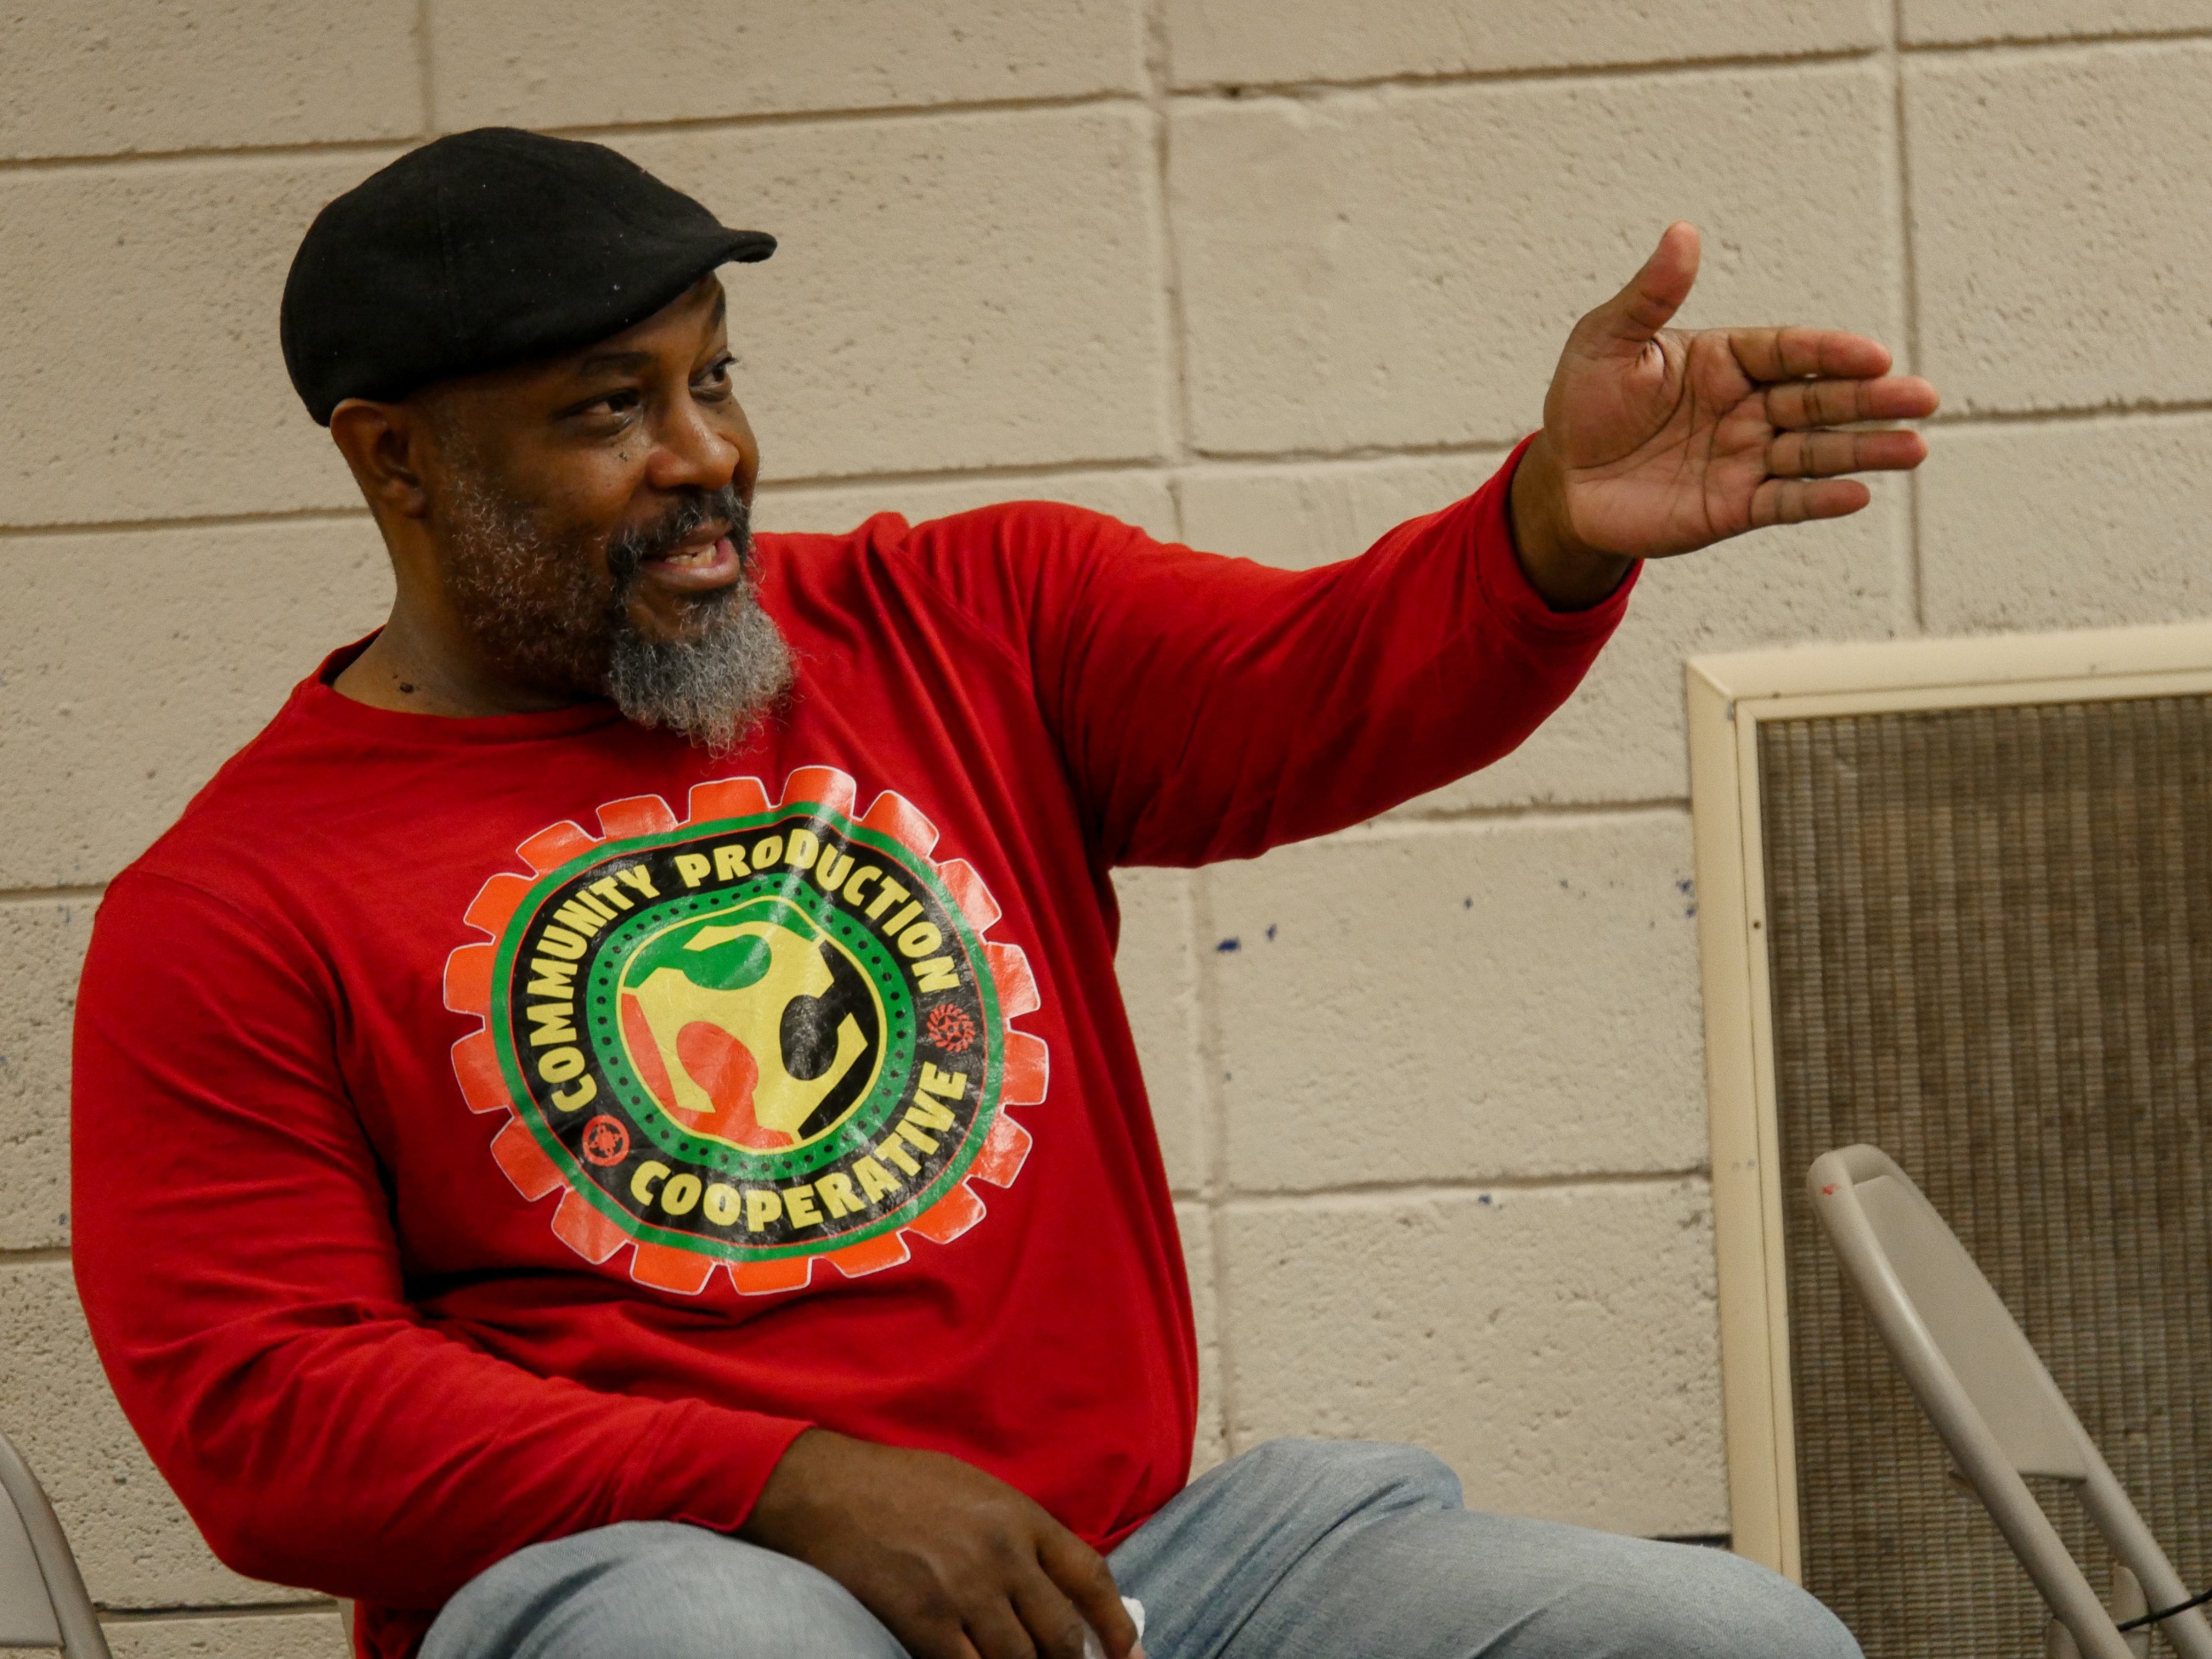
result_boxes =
[696,356,736,392]
[594,390,641,416]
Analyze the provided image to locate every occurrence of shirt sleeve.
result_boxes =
[70,871,812,1611]
[899,439,1635,867]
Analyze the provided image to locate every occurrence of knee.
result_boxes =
[1611,1544,1861,1659]
[607,1529,899,1659]
[426,1522,905,1659]
[1240,1437,1464,1516]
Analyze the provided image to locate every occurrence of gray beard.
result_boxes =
[437,472,794,756]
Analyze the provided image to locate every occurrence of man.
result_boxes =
[72,128,1933,1659]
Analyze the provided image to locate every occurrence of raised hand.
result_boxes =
[741,1428,1143,1659]
[1509,221,1939,609]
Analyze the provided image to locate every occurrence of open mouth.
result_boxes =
[641,526,741,590]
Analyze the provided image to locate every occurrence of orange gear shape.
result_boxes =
[443,765,1048,1297]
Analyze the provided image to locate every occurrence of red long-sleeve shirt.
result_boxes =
[72,448,1631,1658]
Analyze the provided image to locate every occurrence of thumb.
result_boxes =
[1589,221,1700,352]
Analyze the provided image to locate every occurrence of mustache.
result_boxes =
[605,485,752,587]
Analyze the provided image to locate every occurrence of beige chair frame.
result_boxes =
[1809,1145,2212,1659]
[0,1429,109,1657]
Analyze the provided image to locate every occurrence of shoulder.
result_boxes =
[116,679,340,910]
[757,500,1156,628]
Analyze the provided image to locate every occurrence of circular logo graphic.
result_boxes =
[580,1116,630,1166]
[446,769,1047,1297]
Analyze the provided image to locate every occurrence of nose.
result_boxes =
[644,388,746,497]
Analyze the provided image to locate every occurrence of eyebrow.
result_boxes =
[572,288,730,380]
[572,348,653,377]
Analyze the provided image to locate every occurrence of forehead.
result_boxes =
[414,276,730,430]
[566,277,729,379]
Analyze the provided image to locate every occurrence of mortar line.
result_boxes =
[1218,1167,1712,1210]
[1325,798,1690,836]
[756,457,1173,495]
[1172,21,2212,96]
[416,0,440,137]
[1180,436,1546,466]
[1899,24,2212,57]
[1166,44,1878,101]
[0,93,1145,178]
[1888,0,1925,638]
[0,136,407,177]
[1929,398,2212,428]
[1187,866,1239,1463]
[0,1247,72,1265]
[541,91,1139,145]
[772,403,2212,488]
[100,1601,337,1624]
[769,438,1517,488]
[1902,466,1927,635]
[0,508,371,541]
[1141,0,1199,519]
[0,885,105,907]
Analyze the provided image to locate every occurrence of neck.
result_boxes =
[333,598,588,718]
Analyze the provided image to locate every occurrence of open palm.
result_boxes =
[1544,224,1938,562]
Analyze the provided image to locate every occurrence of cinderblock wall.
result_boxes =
[5,3,2211,1650]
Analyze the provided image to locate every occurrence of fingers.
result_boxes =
[1000,1571,1094,1659]
[1767,426,1928,478]
[1731,326,1893,382]
[966,1586,1052,1659]
[1038,1529,1139,1658]
[1751,477,1872,527]
[1589,221,1701,352]
[1765,374,1939,428]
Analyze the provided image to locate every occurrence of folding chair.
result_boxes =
[1809,1145,2212,1659]
[0,1428,109,1658]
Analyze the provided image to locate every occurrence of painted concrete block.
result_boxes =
[1178,1200,1227,1474]
[757,469,1179,544]
[434,0,1145,128]
[0,154,392,527]
[1205,813,1705,1193]
[1902,0,2212,42]
[1167,0,1880,88]
[1170,63,1901,457]
[1444,478,1901,810]
[618,107,1169,482]
[0,4,419,160]
[1176,452,1510,575]
[0,897,97,1251]
[1909,42,2212,416]
[0,1263,311,1607]
[1176,455,1901,808]
[0,518,393,889]
[105,1610,348,1659]
[1115,869,1208,1195]
[1919,415,2212,634]
[1218,1179,1728,1536]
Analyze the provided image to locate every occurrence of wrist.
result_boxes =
[1508,432,1635,611]
[739,1425,841,1547]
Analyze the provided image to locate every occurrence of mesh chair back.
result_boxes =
[1810,1146,2212,1659]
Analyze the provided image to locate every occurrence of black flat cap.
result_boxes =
[281,127,773,424]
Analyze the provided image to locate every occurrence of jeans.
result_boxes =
[419,1439,1863,1659]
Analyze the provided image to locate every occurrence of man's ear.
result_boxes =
[328,397,435,521]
